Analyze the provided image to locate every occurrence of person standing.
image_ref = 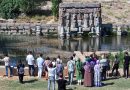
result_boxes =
[56,55,62,64]
[94,60,102,87]
[2,54,13,77]
[73,53,78,64]
[52,58,57,80]
[57,74,67,90]
[45,57,51,80]
[26,51,35,76]
[9,59,17,77]
[123,52,130,78]
[106,56,110,77]
[100,55,107,80]
[47,63,56,90]
[56,61,64,79]
[67,56,75,85]
[17,60,25,84]
[84,61,93,87]
[52,58,56,68]
[76,58,82,85]
[111,55,120,76]
[36,53,44,79]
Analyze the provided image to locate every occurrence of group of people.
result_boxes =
[1,51,130,90]
[68,51,130,88]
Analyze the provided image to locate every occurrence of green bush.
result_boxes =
[0,0,35,19]
[51,0,61,20]
[117,50,124,67]
[108,53,115,61]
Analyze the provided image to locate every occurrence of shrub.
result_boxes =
[51,0,61,20]
[0,0,35,19]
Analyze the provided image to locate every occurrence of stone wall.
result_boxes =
[0,23,58,36]
[58,2,102,37]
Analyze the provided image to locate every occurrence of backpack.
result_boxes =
[19,66,24,74]
[57,64,63,74]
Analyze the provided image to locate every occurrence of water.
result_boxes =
[0,35,130,65]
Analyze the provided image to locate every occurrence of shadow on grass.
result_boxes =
[24,79,38,83]
[72,80,77,85]
[66,86,76,90]
[105,77,120,81]
[66,89,73,90]
[103,82,114,86]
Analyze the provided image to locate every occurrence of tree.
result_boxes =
[0,0,35,19]
[51,0,61,21]
[18,0,35,13]
[0,0,20,19]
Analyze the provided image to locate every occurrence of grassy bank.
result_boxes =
[0,77,130,90]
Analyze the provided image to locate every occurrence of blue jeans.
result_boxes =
[5,66,13,76]
[48,76,55,90]
[68,71,74,85]
[28,65,35,76]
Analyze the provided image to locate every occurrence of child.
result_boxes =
[57,74,67,90]
[94,60,102,87]
[17,60,25,84]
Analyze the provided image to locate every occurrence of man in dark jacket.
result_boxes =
[123,52,130,79]
[57,74,67,90]
[17,60,25,84]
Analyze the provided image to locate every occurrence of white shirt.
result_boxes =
[26,54,34,65]
[52,61,56,67]
[47,67,56,77]
[37,57,44,67]
[3,56,10,66]
[56,58,62,63]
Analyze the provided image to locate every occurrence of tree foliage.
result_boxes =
[0,0,35,19]
[51,0,61,19]
[18,0,35,13]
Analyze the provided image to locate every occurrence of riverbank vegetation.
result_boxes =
[0,0,60,23]
[0,0,35,19]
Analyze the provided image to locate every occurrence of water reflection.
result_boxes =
[59,36,130,52]
[0,35,130,58]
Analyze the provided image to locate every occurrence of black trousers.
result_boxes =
[18,74,24,83]
[28,65,35,76]
[112,64,119,76]
[124,65,129,78]
[101,66,107,80]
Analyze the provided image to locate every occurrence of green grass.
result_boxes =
[0,77,130,90]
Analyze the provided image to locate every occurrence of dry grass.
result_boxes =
[15,15,54,23]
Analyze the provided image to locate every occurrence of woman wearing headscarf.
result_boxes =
[94,60,102,87]
[76,58,82,85]
[84,61,93,87]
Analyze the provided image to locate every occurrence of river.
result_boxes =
[0,35,129,65]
